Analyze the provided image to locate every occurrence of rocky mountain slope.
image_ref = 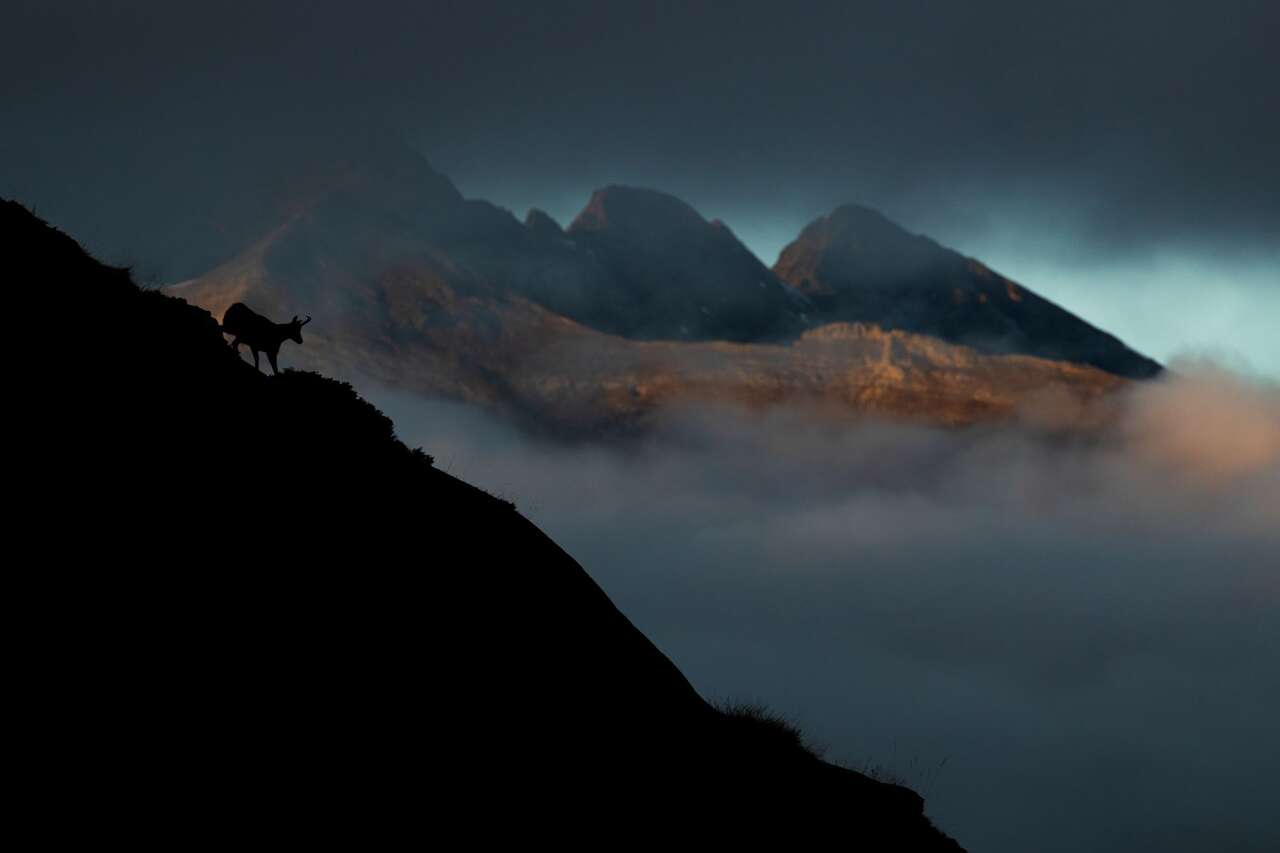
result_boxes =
[11,197,964,845]
[563,185,807,341]
[774,205,1162,378]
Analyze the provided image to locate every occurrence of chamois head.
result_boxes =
[288,315,312,344]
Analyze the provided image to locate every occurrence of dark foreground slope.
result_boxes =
[9,199,963,847]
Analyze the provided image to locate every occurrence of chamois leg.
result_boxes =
[251,348,261,372]
[267,350,280,376]
[228,337,241,350]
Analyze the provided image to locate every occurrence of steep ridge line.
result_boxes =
[10,197,965,846]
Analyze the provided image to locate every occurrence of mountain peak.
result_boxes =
[826,203,902,229]
[557,186,805,342]
[773,205,1161,378]
[776,204,947,287]
[568,185,710,241]
[524,208,564,238]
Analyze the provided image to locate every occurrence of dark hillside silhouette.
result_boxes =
[9,197,963,846]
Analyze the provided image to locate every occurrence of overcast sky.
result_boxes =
[4,1,1276,372]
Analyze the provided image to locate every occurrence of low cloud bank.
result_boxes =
[1127,361,1280,485]
[371,366,1278,853]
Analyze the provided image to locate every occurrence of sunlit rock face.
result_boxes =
[774,205,1162,379]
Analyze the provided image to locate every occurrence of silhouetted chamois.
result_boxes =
[221,302,311,375]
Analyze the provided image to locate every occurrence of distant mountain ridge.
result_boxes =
[153,140,1146,434]
[19,136,1156,432]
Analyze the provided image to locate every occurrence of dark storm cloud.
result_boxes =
[370,364,1280,853]
[3,0,1277,260]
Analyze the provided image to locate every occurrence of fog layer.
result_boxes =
[372,365,1278,852]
